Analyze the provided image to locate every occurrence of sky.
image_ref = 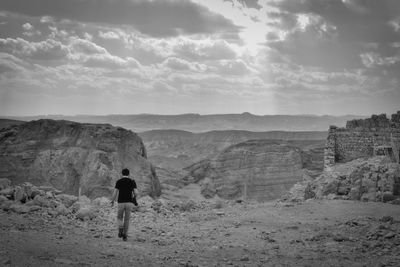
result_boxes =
[0,0,399,116]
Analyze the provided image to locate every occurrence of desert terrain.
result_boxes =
[1,196,400,267]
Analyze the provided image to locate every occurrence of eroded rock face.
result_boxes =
[0,119,161,198]
[185,140,303,201]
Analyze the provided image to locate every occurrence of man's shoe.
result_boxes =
[118,228,123,238]
[123,235,127,241]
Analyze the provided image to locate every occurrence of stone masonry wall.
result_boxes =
[324,111,400,170]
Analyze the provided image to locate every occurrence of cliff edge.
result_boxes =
[0,119,161,198]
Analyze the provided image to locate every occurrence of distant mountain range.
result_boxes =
[0,113,366,132]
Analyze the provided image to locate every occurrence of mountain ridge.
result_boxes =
[1,113,366,132]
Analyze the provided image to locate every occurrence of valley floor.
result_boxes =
[1,200,400,267]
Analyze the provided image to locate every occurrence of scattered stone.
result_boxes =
[240,255,249,261]
[33,195,51,208]
[380,216,394,223]
[0,195,8,203]
[384,232,396,239]
[13,186,27,203]
[0,188,13,197]
[76,206,96,221]
[54,258,76,265]
[9,203,30,214]
[55,203,69,216]
[56,194,78,208]
[0,178,11,190]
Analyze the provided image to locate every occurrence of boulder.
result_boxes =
[382,192,396,202]
[200,178,216,199]
[55,203,69,216]
[33,195,52,207]
[0,195,8,203]
[13,186,27,203]
[0,178,11,190]
[1,200,13,211]
[21,182,38,199]
[72,196,91,212]
[76,206,96,221]
[9,203,30,214]
[28,205,41,212]
[349,187,361,200]
[0,188,13,197]
[56,194,78,208]
[361,192,376,202]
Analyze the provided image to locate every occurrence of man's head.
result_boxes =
[122,168,130,176]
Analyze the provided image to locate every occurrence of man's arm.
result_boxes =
[110,189,118,206]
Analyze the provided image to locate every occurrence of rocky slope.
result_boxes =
[0,119,161,198]
[183,140,304,201]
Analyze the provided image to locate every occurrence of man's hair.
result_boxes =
[122,168,130,176]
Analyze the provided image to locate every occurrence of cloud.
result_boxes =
[69,38,107,55]
[22,22,33,31]
[98,31,120,40]
[1,0,239,37]
[0,52,28,74]
[173,39,237,61]
[0,37,69,60]
[214,59,252,75]
[160,57,206,72]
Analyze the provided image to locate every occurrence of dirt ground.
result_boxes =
[1,199,400,267]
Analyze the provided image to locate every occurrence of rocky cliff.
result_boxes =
[0,119,161,198]
[140,129,325,172]
[183,140,304,201]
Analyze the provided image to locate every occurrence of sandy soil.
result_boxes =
[1,199,400,267]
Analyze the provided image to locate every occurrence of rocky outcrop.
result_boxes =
[286,156,400,204]
[184,140,304,201]
[0,119,161,198]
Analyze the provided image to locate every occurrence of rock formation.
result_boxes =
[184,140,304,201]
[0,119,161,198]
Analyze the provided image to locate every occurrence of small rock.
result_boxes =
[9,203,30,214]
[54,258,75,265]
[2,259,11,265]
[240,255,249,261]
[384,232,396,239]
[56,194,78,208]
[380,216,394,223]
[0,178,11,190]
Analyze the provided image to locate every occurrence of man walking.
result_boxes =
[111,168,138,241]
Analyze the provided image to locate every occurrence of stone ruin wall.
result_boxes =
[324,111,400,170]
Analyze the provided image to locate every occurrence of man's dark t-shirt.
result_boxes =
[115,177,137,203]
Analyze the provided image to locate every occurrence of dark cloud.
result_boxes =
[224,0,262,10]
[267,0,400,70]
[272,0,400,43]
[0,0,240,37]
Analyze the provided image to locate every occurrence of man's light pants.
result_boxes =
[117,202,133,236]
